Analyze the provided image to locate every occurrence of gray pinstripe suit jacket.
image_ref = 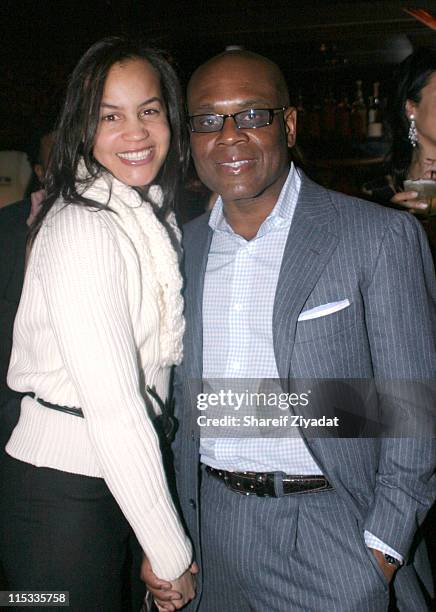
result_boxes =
[173,172,435,601]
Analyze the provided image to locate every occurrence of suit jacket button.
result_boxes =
[189,498,196,509]
[191,431,195,441]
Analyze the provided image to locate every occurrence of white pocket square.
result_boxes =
[298,299,351,321]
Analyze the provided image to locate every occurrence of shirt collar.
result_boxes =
[208,163,301,237]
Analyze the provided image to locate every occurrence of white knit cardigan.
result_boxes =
[7,171,192,581]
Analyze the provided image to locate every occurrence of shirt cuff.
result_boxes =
[364,530,404,563]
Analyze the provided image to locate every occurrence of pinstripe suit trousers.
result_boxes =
[193,470,399,612]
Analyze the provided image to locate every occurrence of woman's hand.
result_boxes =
[392,158,436,212]
[391,190,429,212]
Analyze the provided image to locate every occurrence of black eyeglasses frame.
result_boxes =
[188,106,287,133]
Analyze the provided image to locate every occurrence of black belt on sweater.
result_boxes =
[205,465,333,497]
[25,392,177,444]
[27,393,84,418]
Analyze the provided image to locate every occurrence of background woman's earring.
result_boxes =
[408,115,418,147]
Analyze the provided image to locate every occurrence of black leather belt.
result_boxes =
[25,390,176,445]
[27,393,84,418]
[205,465,333,497]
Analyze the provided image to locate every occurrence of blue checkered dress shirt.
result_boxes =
[201,165,321,474]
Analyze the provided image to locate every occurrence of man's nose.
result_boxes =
[216,115,249,144]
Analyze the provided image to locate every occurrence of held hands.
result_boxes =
[169,569,197,610]
[141,556,198,611]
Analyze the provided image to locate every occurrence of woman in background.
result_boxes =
[364,48,436,211]
[0,37,195,611]
[389,47,436,211]
[363,48,436,258]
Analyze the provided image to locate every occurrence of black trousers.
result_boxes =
[0,453,146,612]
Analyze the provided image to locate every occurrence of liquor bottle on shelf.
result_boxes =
[367,81,383,139]
[335,92,351,141]
[350,80,367,141]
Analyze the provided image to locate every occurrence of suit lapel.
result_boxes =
[273,174,340,380]
[183,216,212,379]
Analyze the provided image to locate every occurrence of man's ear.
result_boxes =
[284,107,297,148]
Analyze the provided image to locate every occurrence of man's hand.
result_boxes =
[140,556,198,611]
[369,548,398,583]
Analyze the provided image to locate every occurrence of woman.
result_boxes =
[362,48,436,259]
[364,48,436,212]
[390,47,436,212]
[0,37,195,611]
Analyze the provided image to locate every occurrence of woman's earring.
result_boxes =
[408,114,418,147]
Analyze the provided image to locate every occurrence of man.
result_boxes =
[145,50,435,611]
[0,128,54,411]
[0,151,32,209]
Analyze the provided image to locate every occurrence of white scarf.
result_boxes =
[75,166,185,366]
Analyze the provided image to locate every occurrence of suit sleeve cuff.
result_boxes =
[364,530,404,563]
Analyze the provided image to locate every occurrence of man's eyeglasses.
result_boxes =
[188,107,287,133]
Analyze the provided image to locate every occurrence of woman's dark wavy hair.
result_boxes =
[390,47,436,189]
[31,36,188,236]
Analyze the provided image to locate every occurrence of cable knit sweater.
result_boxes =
[7,171,192,581]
